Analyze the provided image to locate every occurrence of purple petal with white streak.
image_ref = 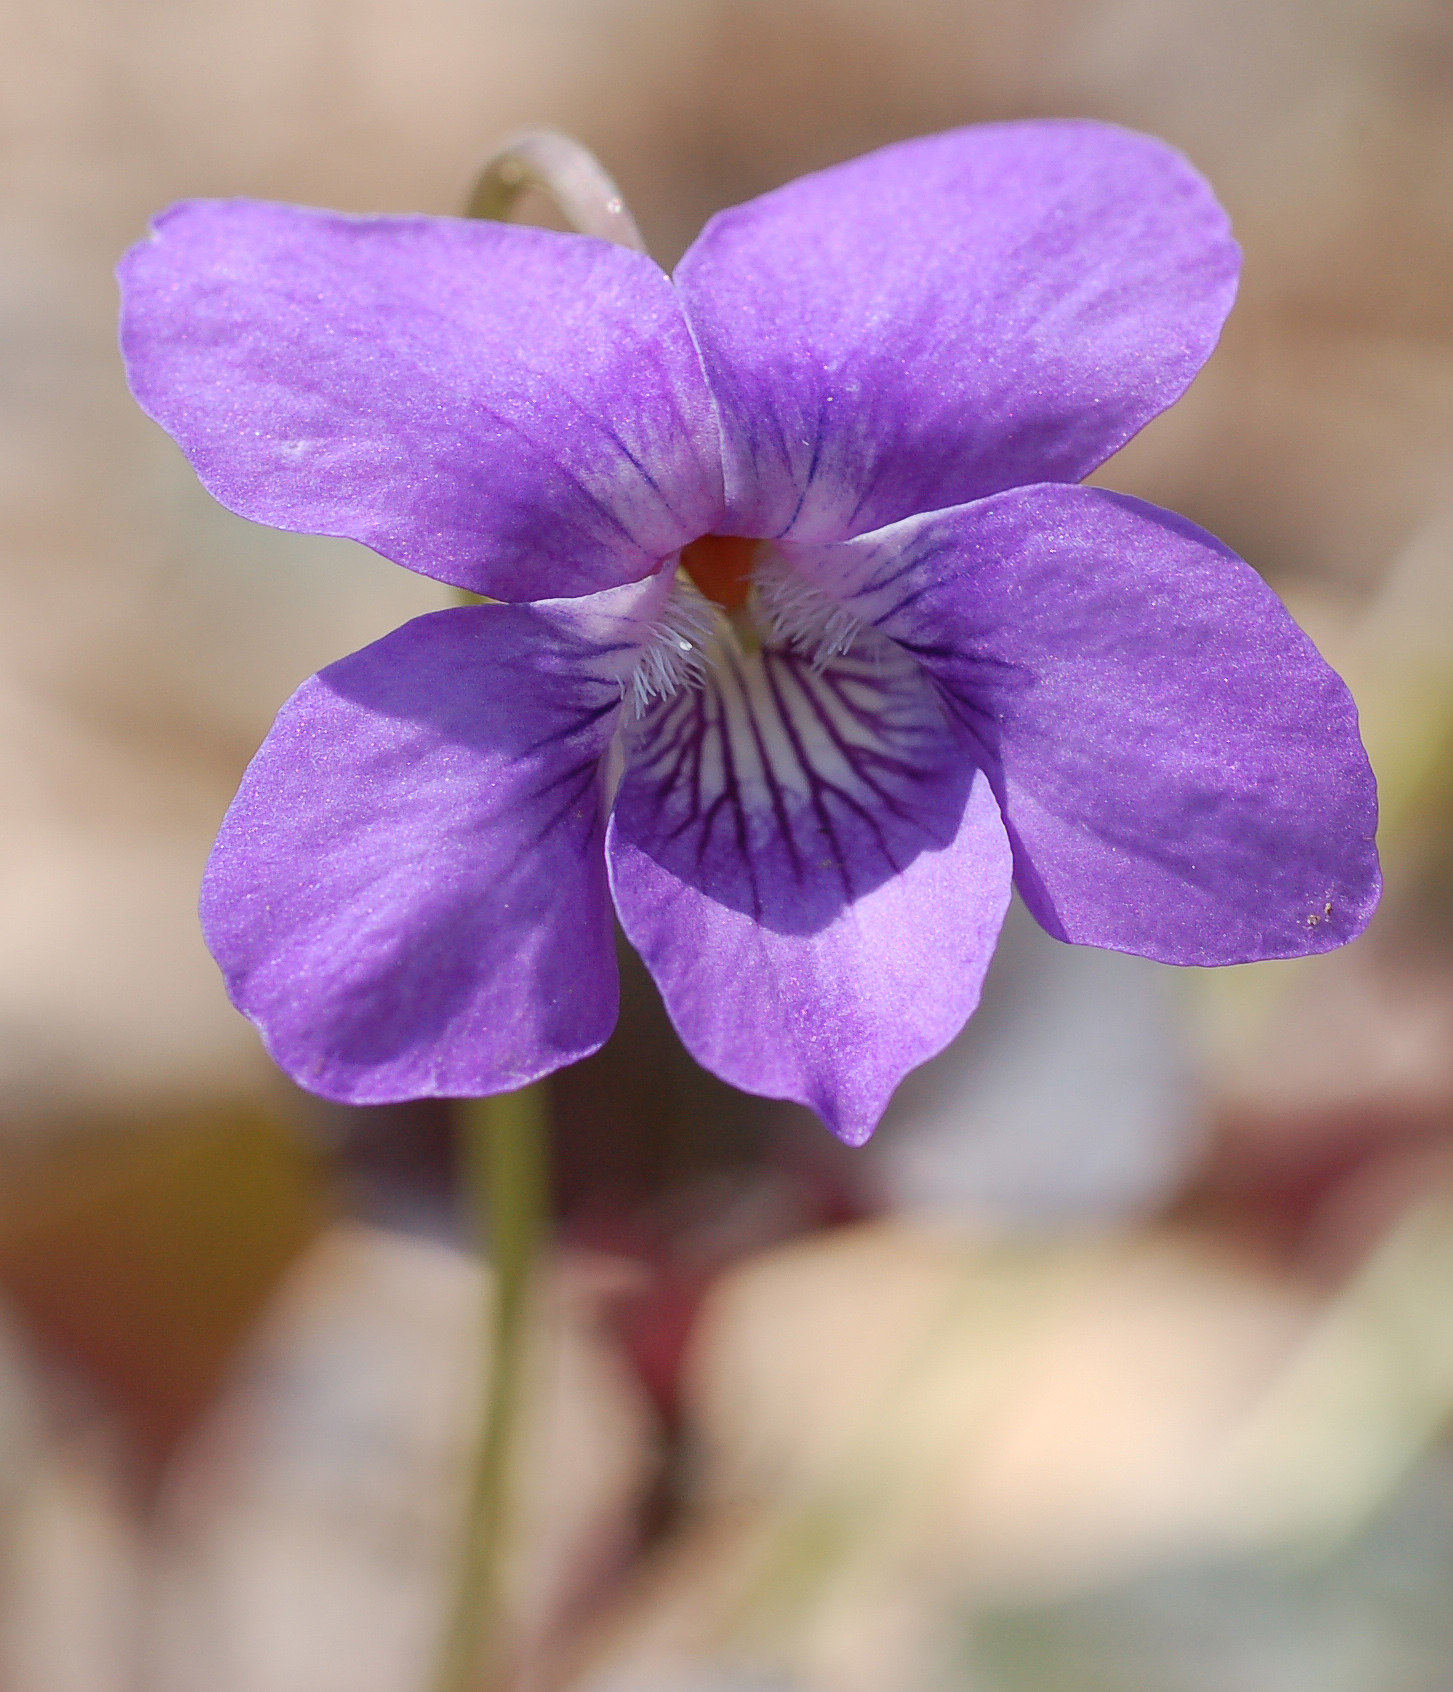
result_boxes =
[785,485,1381,965]
[119,202,724,600]
[675,120,1239,543]
[202,580,672,1102]
[608,626,1013,1140]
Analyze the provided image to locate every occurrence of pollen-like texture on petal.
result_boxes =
[785,485,1381,965]
[675,120,1239,543]
[607,623,1013,1140]
[201,585,667,1103]
[120,202,725,600]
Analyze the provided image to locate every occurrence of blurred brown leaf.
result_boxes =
[0,1109,326,1467]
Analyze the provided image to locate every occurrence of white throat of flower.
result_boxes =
[626,551,869,718]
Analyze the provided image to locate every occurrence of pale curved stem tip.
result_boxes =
[466,127,648,253]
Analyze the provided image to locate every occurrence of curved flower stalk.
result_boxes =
[117,121,1380,1146]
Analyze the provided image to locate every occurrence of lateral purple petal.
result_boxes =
[200,587,665,1102]
[787,485,1381,965]
[675,120,1239,542]
[119,202,724,600]
[607,633,1013,1141]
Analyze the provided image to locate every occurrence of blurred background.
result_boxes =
[3,0,1453,1687]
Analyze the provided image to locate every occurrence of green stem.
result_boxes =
[464,128,646,253]
[432,1085,550,1692]
[428,127,628,1692]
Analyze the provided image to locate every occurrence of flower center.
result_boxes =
[680,534,762,611]
[625,544,873,719]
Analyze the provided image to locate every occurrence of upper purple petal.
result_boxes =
[119,202,725,600]
[607,622,1013,1140]
[674,120,1240,542]
[786,485,1381,965]
[201,581,672,1102]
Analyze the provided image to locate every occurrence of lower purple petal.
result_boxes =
[201,588,661,1102]
[786,485,1381,965]
[607,628,1013,1140]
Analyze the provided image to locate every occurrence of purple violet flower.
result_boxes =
[118,120,1379,1144]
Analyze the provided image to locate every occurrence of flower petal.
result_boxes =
[201,582,670,1102]
[607,628,1013,1141]
[787,485,1381,964]
[674,120,1239,542]
[119,202,724,599]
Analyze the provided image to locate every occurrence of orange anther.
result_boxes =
[680,534,761,612]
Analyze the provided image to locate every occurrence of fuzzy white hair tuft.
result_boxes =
[626,577,717,714]
[752,553,866,670]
